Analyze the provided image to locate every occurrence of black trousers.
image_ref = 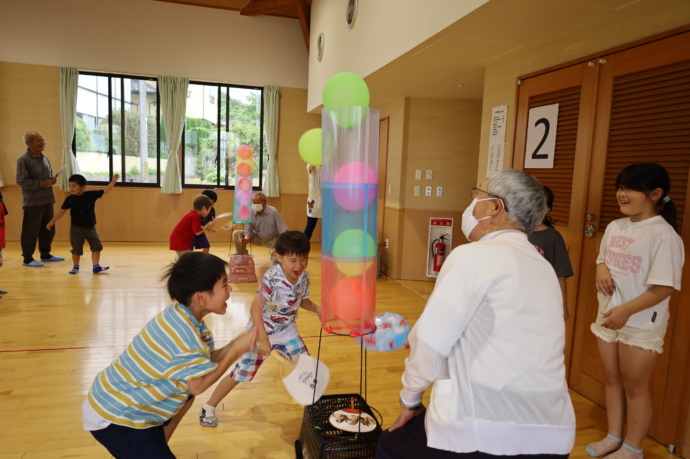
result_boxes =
[376,413,570,459]
[21,204,55,263]
[304,216,319,240]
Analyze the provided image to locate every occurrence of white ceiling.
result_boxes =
[364,0,646,104]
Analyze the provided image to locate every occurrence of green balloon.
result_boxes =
[298,128,322,166]
[323,72,370,108]
[333,229,377,259]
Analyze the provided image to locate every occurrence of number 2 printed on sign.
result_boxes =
[524,103,559,169]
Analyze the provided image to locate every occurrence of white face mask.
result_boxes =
[461,198,493,241]
[252,203,264,212]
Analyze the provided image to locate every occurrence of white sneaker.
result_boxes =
[199,406,218,427]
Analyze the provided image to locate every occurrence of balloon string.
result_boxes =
[313,327,324,405]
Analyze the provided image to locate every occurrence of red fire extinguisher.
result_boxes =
[432,234,447,272]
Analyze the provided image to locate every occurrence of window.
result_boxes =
[183,82,266,188]
[75,72,163,186]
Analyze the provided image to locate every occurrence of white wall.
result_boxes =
[307,0,488,111]
[0,0,308,89]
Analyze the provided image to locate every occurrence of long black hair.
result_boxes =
[542,185,556,228]
[615,163,677,232]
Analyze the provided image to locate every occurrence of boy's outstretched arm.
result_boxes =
[103,174,120,194]
[300,298,321,319]
[250,293,272,356]
[186,329,257,396]
[46,208,68,230]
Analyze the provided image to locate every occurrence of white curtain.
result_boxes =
[263,86,280,196]
[160,76,189,194]
[59,67,80,191]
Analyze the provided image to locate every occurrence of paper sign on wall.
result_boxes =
[524,103,559,169]
[486,105,507,177]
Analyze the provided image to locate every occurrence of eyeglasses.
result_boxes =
[471,187,509,212]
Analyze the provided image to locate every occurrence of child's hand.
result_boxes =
[46,221,54,230]
[601,305,631,330]
[235,328,258,354]
[257,339,272,356]
[595,263,615,295]
[113,174,121,181]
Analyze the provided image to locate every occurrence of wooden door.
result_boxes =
[515,31,690,447]
[513,62,600,370]
[569,32,690,446]
[377,117,390,244]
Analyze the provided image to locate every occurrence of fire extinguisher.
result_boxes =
[432,234,447,272]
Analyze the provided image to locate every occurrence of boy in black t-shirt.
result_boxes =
[47,174,119,274]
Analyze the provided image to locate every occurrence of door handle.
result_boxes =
[585,224,596,238]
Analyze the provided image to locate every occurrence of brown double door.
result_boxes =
[513,31,690,448]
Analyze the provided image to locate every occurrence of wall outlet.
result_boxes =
[415,169,422,180]
[426,170,433,180]
[425,186,432,197]
[414,185,420,196]
[436,186,443,197]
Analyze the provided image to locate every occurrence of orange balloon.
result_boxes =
[238,177,252,191]
[329,277,375,322]
[238,145,253,160]
[237,162,252,176]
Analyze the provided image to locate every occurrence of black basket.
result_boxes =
[297,393,382,459]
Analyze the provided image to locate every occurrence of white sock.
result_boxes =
[202,403,216,414]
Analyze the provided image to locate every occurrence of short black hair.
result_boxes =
[68,174,87,187]
[163,252,228,306]
[193,195,213,211]
[275,230,310,257]
[201,189,218,202]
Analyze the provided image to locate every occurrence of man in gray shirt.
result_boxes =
[232,192,288,255]
[16,131,65,267]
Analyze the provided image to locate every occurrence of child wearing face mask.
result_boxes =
[231,191,288,255]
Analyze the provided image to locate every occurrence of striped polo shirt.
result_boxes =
[86,303,217,428]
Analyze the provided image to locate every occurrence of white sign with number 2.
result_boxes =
[524,103,559,169]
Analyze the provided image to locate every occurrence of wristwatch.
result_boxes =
[399,396,423,411]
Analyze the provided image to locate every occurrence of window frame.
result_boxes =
[181,81,265,191]
[73,71,162,188]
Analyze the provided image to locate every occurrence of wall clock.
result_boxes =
[317,32,325,62]
[345,0,357,29]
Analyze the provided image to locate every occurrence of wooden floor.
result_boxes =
[0,242,678,459]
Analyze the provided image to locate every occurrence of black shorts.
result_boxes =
[190,233,210,249]
[91,422,174,459]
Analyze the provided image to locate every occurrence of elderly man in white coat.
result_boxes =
[376,169,575,459]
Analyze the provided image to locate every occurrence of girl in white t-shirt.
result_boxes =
[586,163,684,459]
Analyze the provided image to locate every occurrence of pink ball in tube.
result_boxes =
[333,162,377,211]
[236,189,252,207]
[237,205,251,221]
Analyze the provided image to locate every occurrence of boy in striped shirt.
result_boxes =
[82,252,257,458]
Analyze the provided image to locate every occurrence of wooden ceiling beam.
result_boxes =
[293,0,311,51]
[239,0,294,16]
